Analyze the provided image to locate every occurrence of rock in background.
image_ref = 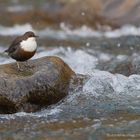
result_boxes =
[1,0,140,28]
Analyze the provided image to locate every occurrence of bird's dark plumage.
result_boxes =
[5,36,21,54]
[5,31,38,70]
[5,31,36,55]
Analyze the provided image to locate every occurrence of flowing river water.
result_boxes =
[0,23,140,140]
[0,0,140,140]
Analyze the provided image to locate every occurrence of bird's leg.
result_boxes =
[16,61,20,69]
[16,61,23,71]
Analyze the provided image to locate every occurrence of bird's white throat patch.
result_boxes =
[20,37,37,52]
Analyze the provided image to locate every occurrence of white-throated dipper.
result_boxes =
[5,31,38,70]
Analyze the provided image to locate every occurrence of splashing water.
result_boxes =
[0,23,140,38]
[0,24,140,139]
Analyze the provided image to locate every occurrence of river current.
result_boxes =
[0,24,140,140]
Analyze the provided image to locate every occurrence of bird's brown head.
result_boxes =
[23,31,38,39]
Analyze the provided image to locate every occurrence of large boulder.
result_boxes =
[0,56,75,114]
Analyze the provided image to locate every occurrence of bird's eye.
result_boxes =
[29,34,33,37]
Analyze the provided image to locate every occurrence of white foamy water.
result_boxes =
[83,71,140,99]
[0,23,140,38]
[0,24,34,36]
[36,47,99,74]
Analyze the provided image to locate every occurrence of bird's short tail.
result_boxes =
[0,49,9,56]
[4,49,8,53]
[4,49,8,52]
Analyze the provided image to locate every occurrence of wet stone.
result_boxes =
[97,56,140,76]
[0,56,75,114]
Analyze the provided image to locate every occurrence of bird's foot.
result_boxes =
[17,68,24,72]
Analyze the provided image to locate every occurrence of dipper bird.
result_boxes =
[5,31,38,70]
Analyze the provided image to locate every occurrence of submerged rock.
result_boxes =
[0,56,75,114]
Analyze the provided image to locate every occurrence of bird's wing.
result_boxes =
[5,36,22,54]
